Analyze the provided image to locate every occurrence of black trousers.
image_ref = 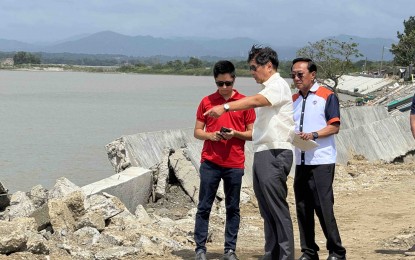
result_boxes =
[294,164,346,259]
[253,149,294,260]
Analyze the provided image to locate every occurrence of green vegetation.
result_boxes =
[116,58,292,78]
[0,49,388,81]
[0,50,294,78]
[13,51,41,65]
[296,38,362,92]
[4,16,415,81]
[354,59,396,76]
[117,57,212,76]
[391,16,415,66]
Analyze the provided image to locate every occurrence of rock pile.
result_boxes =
[0,147,251,259]
[0,177,202,259]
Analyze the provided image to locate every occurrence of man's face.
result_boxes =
[249,60,271,84]
[292,61,316,93]
[215,73,234,96]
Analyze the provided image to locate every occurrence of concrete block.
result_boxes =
[30,203,50,231]
[81,167,152,213]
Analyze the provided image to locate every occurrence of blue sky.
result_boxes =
[1,0,414,46]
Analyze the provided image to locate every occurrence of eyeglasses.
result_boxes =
[249,64,261,71]
[215,81,234,87]
[290,72,304,79]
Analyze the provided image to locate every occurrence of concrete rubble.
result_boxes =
[0,144,237,259]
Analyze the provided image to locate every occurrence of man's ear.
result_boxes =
[267,61,273,71]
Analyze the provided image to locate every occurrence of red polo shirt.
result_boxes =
[196,89,256,168]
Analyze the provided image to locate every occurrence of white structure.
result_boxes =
[327,75,394,95]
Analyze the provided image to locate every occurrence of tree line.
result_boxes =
[2,16,414,92]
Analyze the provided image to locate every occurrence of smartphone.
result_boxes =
[220,126,231,133]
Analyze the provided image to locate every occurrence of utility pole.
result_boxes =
[380,46,391,77]
[379,45,385,76]
[364,57,367,74]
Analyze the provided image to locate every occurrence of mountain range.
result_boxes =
[0,31,396,61]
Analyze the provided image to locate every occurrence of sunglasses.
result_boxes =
[215,81,234,87]
[249,64,261,71]
[290,72,304,79]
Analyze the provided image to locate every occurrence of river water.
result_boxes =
[0,70,266,192]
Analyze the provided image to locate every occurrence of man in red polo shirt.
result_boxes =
[194,60,255,260]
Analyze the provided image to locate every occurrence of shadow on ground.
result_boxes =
[375,249,407,255]
[173,249,222,259]
[172,248,304,259]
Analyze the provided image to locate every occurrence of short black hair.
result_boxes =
[213,60,236,78]
[291,57,317,73]
[247,45,279,70]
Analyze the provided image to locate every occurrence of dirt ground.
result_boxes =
[143,157,415,260]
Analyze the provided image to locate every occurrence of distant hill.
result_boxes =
[0,31,397,61]
[0,39,37,52]
[329,34,396,61]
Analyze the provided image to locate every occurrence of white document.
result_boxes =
[292,134,319,151]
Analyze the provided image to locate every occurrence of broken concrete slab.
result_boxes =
[82,167,152,213]
[169,149,200,204]
[155,147,173,201]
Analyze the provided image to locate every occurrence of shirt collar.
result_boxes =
[213,89,241,101]
[262,72,281,88]
[310,82,319,92]
[299,82,319,97]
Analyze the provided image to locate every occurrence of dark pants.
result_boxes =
[294,164,346,260]
[253,149,294,260]
[194,160,244,253]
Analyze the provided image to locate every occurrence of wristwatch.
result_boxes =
[312,132,319,140]
[224,103,230,112]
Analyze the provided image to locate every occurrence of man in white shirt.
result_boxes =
[291,58,346,260]
[205,45,295,260]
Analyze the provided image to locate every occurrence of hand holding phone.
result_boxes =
[220,126,232,133]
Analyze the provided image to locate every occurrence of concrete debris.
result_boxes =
[169,148,200,204]
[0,156,239,258]
[26,232,49,254]
[382,226,415,251]
[7,191,36,220]
[48,199,77,234]
[87,194,126,219]
[0,173,202,258]
[134,204,153,224]
[154,147,174,201]
[28,185,48,208]
[82,167,153,213]
[0,182,8,194]
[0,217,36,254]
[94,246,140,260]
[76,211,106,231]
[48,177,81,200]
[105,137,131,173]
[1,105,413,258]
